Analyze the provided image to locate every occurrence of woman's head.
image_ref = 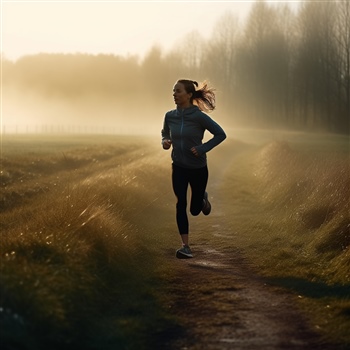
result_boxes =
[174,79,216,113]
[177,80,198,100]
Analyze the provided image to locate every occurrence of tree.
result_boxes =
[334,1,350,132]
[240,1,286,126]
[175,30,205,78]
[295,1,345,131]
[201,12,240,120]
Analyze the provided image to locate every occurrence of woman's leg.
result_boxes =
[172,164,189,238]
[189,166,209,216]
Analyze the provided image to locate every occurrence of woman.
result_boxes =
[161,79,226,259]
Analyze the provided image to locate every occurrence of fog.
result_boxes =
[2,1,349,135]
[3,87,165,135]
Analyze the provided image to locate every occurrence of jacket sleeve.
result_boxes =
[196,114,226,155]
[161,114,170,142]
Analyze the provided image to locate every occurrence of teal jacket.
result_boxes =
[161,105,226,169]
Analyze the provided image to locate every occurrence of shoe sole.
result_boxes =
[176,251,193,259]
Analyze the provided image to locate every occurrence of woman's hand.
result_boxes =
[191,147,199,157]
[162,139,172,150]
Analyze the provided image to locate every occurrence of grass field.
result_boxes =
[0,131,349,349]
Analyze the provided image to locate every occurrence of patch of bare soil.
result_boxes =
[165,245,333,350]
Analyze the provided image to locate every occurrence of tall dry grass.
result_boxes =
[253,140,349,281]
[0,134,178,350]
[218,133,349,346]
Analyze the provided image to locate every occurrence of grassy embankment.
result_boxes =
[213,130,349,347]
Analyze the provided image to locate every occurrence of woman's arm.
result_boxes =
[161,117,172,150]
[195,115,226,155]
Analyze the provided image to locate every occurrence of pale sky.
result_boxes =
[0,0,291,62]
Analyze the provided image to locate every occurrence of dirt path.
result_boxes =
[165,244,331,350]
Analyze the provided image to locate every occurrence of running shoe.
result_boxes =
[176,245,193,259]
[202,191,211,215]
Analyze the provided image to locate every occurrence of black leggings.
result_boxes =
[172,164,208,235]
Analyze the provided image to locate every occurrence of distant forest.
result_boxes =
[3,1,349,134]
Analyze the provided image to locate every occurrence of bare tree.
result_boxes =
[335,1,350,132]
[176,30,205,78]
[240,1,286,126]
[294,1,347,132]
[201,12,240,119]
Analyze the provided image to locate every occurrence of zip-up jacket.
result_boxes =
[161,105,226,169]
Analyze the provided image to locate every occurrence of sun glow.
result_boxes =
[2,1,253,61]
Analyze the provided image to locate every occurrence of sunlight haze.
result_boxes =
[4,0,330,136]
[2,1,255,61]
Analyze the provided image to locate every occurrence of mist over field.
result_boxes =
[3,86,161,135]
[2,1,349,135]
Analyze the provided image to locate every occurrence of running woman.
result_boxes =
[161,79,226,259]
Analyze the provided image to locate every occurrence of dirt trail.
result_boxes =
[166,244,330,350]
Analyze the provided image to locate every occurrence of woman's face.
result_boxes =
[173,82,192,108]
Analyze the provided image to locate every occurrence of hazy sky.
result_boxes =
[1,1,300,61]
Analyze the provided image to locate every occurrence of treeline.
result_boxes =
[3,1,349,134]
